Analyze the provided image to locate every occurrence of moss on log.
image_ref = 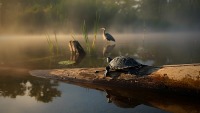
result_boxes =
[30,64,200,96]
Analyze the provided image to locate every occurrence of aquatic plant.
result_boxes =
[70,33,76,40]
[82,20,91,53]
[93,12,100,42]
[54,32,59,55]
[45,32,59,55]
[58,60,75,65]
[82,20,89,43]
[46,33,54,55]
[92,12,100,48]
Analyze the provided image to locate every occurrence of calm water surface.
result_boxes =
[0,33,200,113]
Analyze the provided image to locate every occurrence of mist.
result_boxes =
[0,0,200,34]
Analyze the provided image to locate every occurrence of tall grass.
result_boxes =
[82,20,89,43]
[94,12,100,39]
[54,32,59,55]
[45,32,59,55]
[46,33,54,55]
[80,12,100,54]
[70,32,76,40]
[92,12,100,47]
[82,20,90,53]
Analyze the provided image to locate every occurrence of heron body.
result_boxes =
[101,28,115,42]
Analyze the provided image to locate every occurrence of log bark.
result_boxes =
[30,63,200,96]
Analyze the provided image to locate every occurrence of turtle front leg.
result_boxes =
[104,66,110,77]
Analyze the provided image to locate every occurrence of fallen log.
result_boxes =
[30,63,200,96]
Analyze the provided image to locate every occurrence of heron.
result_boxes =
[101,28,115,42]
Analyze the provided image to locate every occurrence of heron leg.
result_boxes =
[104,66,110,77]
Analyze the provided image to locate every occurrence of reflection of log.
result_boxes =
[69,40,85,55]
[77,84,200,113]
[70,53,85,65]
[30,64,200,96]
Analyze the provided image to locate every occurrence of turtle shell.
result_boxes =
[109,56,141,70]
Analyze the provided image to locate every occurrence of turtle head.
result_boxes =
[104,66,110,77]
[106,57,112,63]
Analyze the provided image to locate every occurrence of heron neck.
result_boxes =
[103,30,105,34]
[102,30,106,40]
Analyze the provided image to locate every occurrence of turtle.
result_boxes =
[104,56,145,76]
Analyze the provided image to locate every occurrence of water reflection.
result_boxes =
[0,69,61,103]
[105,90,141,108]
[134,46,155,66]
[69,53,85,65]
[103,44,116,57]
[28,78,61,103]
[69,82,200,113]
[134,46,154,60]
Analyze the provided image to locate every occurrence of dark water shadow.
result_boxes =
[67,82,200,113]
[105,89,142,108]
[0,68,61,103]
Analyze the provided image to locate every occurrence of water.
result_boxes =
[0,33,200,113]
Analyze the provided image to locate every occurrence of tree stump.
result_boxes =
[68,40,85,55]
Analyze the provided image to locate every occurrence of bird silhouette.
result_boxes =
[101,28,115,42]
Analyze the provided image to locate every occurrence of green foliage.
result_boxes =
[94,12,100,38]
[82,20,89,44]
[92,12,100,48]
[54,32,59,55]
[1,0,200,32]
[82,20,90,53]
[46,33,54,55]
[45,33,59,55]
[58,60,75,65]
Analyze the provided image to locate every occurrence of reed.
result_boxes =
[45,32,59,55]
[94,12,100,39]
[82,20,89,43]
[46,33,54,55]
[70,32,76,40]
[54,32,59,55]
[82,20,90,53]
[92,12,100,48]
